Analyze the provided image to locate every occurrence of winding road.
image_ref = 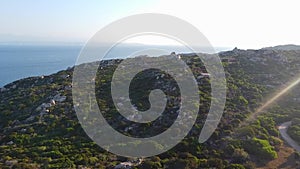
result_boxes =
[278,121,300,152]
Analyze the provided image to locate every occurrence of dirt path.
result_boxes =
[257,121,300,169]
[257,145,297,169]
[279,121,300,152]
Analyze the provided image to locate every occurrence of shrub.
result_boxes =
[232,148,249,163]
[243,138,277,160]
[225,164,246,169]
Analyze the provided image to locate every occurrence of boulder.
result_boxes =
[53,94,67,102]
[0,87,7,92]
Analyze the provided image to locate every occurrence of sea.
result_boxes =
[0,44,230,87]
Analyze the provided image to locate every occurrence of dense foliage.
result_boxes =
[1,48,300,168]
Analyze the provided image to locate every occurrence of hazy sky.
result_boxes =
[1,0,300,49]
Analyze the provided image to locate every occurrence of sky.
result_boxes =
[0,0,300,49]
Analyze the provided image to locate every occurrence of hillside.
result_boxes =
[1,47,300,168]
[263,45,300,51]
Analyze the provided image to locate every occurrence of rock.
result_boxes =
[40,109,48,116]
[0,87,7,92]
[117,102,124,107]
[5,160,18,166]
[53,94,67,102]
[25,116,35,122]
[50,99,56,105]
[127,115,135,121]
[197,75,204,80]
[36,105,42,111]
[201,73,210,77]
[64,85,72,90]
[11,85,17,89]
[114,162,133,169]
[42,103,52,108]
[60,74,70,79]
[124,126,133,132]
[114,159,143,169]
[20,128,27,133]
[74,103,80,107]
[7,141,14,145]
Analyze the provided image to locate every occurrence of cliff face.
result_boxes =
[1,47,300,168]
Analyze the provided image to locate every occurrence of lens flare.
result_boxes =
[244,75,300,124]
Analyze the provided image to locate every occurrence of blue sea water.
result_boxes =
[0,45,80,87]
[0,44,230,87]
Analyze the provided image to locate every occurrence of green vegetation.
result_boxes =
[1,48,300,168]
[243,138,277,160]
[288,118,300,144]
